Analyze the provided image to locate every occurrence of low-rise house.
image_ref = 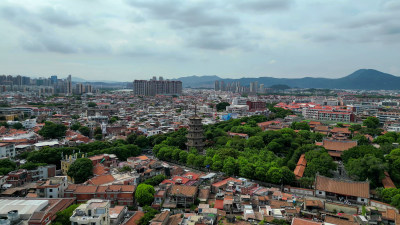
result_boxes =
[70,199,110,225]
[110,206,127,225]
[167,185,198,208]
[315,175,369,204]
[36,176,68,198]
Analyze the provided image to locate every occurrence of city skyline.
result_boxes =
[0,0,399,81]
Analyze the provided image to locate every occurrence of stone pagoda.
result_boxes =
[186,106,205,153]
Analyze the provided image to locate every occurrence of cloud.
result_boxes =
[40,6,87,27]
[234,0,293,12]
[125,0,239,29]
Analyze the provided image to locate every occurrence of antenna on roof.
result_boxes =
[194,104,197,116]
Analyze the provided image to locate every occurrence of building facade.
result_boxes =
[133,78,182,96]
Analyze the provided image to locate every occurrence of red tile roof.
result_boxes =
[382,172,396,189]
[123,211,145,225]
[315,175,369,198]
[87,174,115,185]
[292,218,322,225]
[294,154,307,179]
[323,139,357,152]
[214,199,224,210]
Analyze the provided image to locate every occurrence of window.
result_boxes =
[49,189,53,192]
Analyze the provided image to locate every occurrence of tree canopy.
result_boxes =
[38,121,67,139]
[67,158,93,184]
[135,184,155,206]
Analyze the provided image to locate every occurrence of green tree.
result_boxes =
[12,122,23,129]
[78,126,90,137]
[139,206,159,225]
[134,135,149,148]
[290,122,310,131]
[67,158,93,184]
[20,162,47,170]
[304,150,336,178]
[267,167,283,184]
[216,102,230,111]
[94,127,102,135]
[0,159,17,175]
[38,121,67,139]
[71,122,81,131]
[345,154,387,187]
[52,204,81,225]
[88,102,97,107]
[135,184,155,206]
[363,116,380,129]
[94,134,103,140]
[223,157,237,176]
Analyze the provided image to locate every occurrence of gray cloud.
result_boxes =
[125,0,239,28]
[40,6,86,27]
[235,0,293,12]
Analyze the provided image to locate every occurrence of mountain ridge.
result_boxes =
[176,69,400,90]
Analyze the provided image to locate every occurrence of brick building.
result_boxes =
[64,184,135,206]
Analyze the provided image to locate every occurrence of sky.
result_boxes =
[0,0,399,81]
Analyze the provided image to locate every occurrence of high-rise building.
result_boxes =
[214,81,220,91]
[51,75,58,84]
[186,107,204,153]
[75,83,84,94]
[133,78,182,96]
[66,75,72,95]
[220,81,225,91]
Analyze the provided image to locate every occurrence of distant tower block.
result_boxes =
[186,106,205,153]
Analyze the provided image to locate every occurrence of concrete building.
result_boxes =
[133,78,182,96]
[70,199,110,225]
[36,176,68,198]
[0,143,15,158]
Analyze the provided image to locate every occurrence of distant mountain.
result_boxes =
[174,75,221,88]
[176,69,400,90]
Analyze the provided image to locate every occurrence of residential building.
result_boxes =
[64,184,135,206]
[36,176,68,198]
[70,199,110,225]
[167,185,198,208]
[133,79,182,96]
[0,142,15,158]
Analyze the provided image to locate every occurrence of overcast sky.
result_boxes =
[0,0,399,81]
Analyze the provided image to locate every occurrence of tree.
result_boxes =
[342,145,383,164]
[0,159,17,175]
[20,162,47,170]
[67,158,93,184]
[216,102,230,111]
[143,174,167,186]
[88,102,97,107]
[245,136,265,149]
[78,126,90,137]
[363,116,380,129]
[71,122,81,131]
[38,121,67,139]
[52,204,81,225]
[139,206,158,225]
[94,134,103,141]
[223,157,237,176]
[345,154,387,187]
[94,127,102,136]
[134,135,149,148]
[267,167,283,184]
[135,184,155,206]
[290,122,310,131]
[12,122,23,129]
[304,150,336,178]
